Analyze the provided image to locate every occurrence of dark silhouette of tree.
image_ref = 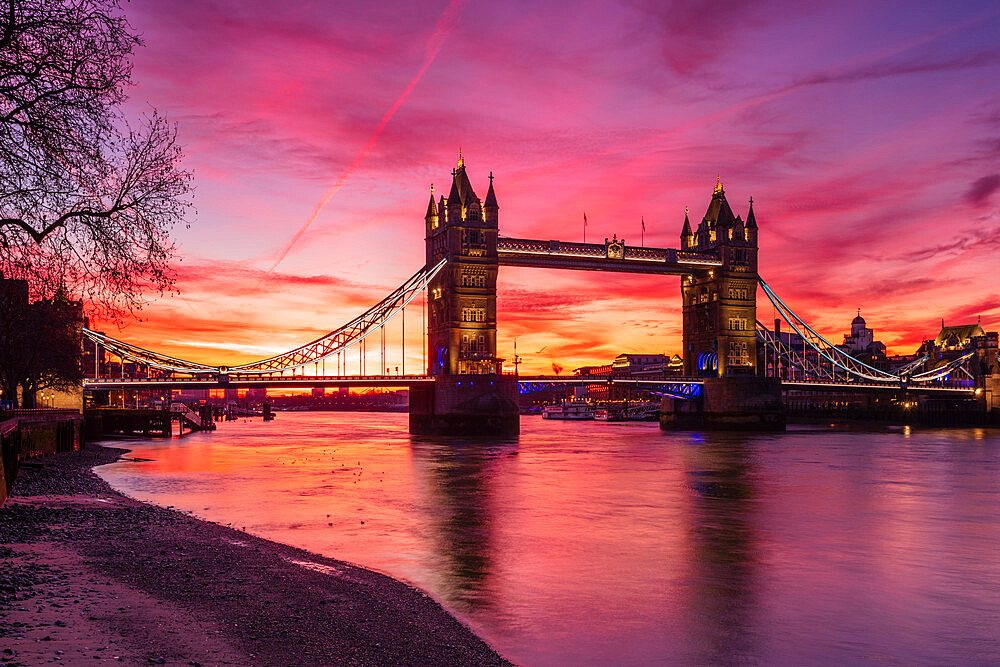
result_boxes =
[0,0,192,317]
[0,277,83,408]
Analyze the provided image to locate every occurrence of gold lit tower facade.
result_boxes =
[425,155,500,375]
[680,180,759,377]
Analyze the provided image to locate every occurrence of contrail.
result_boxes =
[267,0,466,274]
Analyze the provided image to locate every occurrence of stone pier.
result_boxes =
[409,375,519,436]
[660,376,785,431]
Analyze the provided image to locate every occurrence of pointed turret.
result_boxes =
[446,151,481,222]
[484,171,498,226]
[745,196,757,245]
[730,214,745,243]
[680,206,693,249]
[715,193,737,232]
[700,177,736,243]
[425,186,438,219]
[448,169,462,203]
[484,172,498,208]
[425,185,439,232]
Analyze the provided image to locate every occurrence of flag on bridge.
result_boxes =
[641,217,645,231]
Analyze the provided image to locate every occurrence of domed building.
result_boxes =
[839,311,888,368]
[842,311,873,353]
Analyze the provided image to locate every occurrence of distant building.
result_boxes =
[933,323,986,351]
[610,353,682,377]
[837,311,887,369]
[571,353,682,401]
[916,321,998,380]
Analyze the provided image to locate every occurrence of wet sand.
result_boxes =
[0,445,511,666]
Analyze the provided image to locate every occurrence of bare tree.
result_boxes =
[0,0,192,317]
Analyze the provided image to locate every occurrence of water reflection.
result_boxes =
[681,435,759,663]
[95,415,1000,666]
[408,436,516,611]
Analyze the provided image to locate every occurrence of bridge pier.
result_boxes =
[660,376,784,431]
[408,375,519,436]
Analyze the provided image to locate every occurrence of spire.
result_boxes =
[680,206,693,248]
[447,153,477,207]
[484,171,498,208]
[746,195,757,229]
[425,184,438,218]
[714,175,723,195]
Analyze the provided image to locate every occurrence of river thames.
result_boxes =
[96,413,1000,665]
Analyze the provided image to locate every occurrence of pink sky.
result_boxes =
[99,0,1000,375]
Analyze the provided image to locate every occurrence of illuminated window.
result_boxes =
[461,308,486,323]
[728,318,748,331]
[729,340,750,365]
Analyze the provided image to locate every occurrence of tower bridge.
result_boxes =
[83,157,992,433]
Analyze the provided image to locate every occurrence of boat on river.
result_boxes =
[542,400,595,420]
[595,402,660,422]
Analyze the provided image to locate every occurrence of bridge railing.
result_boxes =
[498,237,722,266]
[498,238,607,257]
[83,374,437,385]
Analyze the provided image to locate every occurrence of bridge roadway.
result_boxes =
[81,375,706,392]
[83,375,975,396]
[780,379,976,395]
[497,238,722,274]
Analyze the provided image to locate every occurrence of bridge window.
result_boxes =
[462,334,487,352]
[729,341,750,365]
[461,308,486,323]
[460,273,487,288]
[728,287,749,300]
[731,248,751,264]
[728,317,748,331]
[462,230,486,246]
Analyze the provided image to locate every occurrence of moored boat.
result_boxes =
[542,400,595,420]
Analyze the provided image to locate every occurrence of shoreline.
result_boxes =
[0,445,511,666]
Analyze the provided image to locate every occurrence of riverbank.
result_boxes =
[0,445,510,666]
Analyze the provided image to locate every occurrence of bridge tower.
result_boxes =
[681,179,759,377]
[424,154,500,376]
[666,180,784,430]
[410,155,519,435]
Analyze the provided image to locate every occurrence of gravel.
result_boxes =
[0,445,511,666]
